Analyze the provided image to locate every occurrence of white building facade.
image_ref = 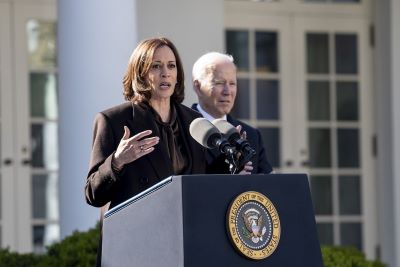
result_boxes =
[0,0,399,266]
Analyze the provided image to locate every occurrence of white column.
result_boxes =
[391,0,400,265]
[58,0,224,238]
[58,0,138,237]
[375,0,400,266]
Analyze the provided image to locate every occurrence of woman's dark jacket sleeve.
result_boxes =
[85,112,121,207]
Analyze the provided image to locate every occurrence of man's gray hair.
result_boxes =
[192,52,235,82]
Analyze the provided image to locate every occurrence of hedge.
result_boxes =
[0,223,100,267]
[322,246,387,267]
[0,223,387,267]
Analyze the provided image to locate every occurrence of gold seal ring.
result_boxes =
[226,191,281,260]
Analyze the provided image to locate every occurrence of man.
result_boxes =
[191,52,273,174]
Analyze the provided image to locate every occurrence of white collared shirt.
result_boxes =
[196,104,227,122]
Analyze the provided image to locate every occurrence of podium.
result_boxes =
[102,174,323,267]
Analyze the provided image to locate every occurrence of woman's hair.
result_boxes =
[192,52,234,83]
[123,37,185,103]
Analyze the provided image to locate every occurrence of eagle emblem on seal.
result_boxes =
[227,191,281,260]
[242,208,267,243]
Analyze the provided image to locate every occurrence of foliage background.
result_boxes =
[0,223,387,267]
[0,223,99,267]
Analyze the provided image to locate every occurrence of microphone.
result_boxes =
[189,118,236,156]
[212,119,256,163]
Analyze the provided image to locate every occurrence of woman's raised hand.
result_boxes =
[113,126,159,169]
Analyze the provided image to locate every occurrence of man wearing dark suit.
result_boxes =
[191,52,273,174]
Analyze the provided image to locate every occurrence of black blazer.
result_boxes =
[192,103,273,174]
[85,101,206,211]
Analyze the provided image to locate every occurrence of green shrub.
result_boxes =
[0,223,100,267]
[40,222,100,267]
[322,246,387,267]
[0,248,44,267]
[0,225,389,267]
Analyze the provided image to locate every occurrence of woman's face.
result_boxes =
[147,45,178,102]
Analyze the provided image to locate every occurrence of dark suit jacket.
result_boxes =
[85,101,206,211]
[192,103,273,174]
[86,101,206,267]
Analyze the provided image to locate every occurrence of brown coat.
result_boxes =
[85,101,206,212]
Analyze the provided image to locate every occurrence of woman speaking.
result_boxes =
[85,36,205,208]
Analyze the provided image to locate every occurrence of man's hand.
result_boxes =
[235,125,247,140]
[238,161,253,175]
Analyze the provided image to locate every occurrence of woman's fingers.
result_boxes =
[128,136,159,160]
[122,126,130,140]
[139,146,156,156]
[136,137,159,150]
[121,128,158,148]
[114,128,159,166]
[129,129,153,142]
[126,129,159,151]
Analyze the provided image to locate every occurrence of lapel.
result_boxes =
[125,102,173,179]
[191,103,200,112]
[227,115,239,127]
[175,104,194,171]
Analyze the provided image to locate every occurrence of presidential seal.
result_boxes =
[226,191,281,260]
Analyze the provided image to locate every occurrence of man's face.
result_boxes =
[196,61,237,118]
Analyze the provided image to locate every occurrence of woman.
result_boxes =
[85,37,206,265]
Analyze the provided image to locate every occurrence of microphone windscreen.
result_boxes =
[212,119,240,140]
[190,118,221,149]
